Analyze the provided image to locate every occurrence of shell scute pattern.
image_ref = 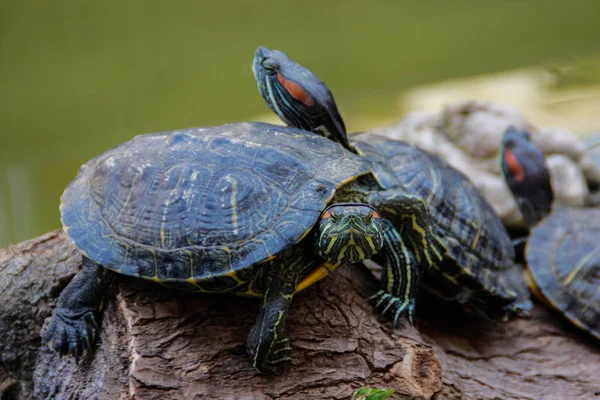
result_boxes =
[355,134,513,270]
[351,133,523,307]
[61,122,373,282]
[527,208,600,338]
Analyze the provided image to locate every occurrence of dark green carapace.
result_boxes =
[44,122,390,374]
[352,134,531,320]
[254,46,532,322]
[501,128,600,340]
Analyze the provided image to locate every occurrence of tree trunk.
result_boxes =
[1,232,599,400]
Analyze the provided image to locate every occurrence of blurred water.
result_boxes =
[1,0,600,248]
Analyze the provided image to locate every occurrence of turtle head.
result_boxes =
[252,46,351,150]
[315,203,385,265]
[500,127,554,227]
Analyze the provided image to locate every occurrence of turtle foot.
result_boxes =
[249,337,292,375]
[502,299,534,321]
[368,290,416,328]
[42,309,99,361]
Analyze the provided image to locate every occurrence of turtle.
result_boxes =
[42,121,450,374]
[253,46,532,321]
[501,127,600,340]
[252,46,351,150]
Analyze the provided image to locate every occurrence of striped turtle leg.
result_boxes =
[369,220,420,326]
[246,246,314,375]
[42,257,114,360]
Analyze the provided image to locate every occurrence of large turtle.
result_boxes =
[253,46,532,320]
[501,127,600,340]
[43,121,450,374]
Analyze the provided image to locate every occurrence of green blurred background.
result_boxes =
[1,0,600,248]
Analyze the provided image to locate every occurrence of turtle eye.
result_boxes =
[321,209,340,222]
[261,60,277,75]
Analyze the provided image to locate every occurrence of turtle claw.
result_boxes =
[369,290,416,328]
[43,309,99,360]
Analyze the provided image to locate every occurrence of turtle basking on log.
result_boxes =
[43,120,453,374]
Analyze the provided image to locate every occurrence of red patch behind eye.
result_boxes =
[504,149,525,182]
[321,210,331,219]
[277,73,315,107]
[372,211,381,219]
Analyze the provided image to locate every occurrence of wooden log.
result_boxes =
[1,232,599,399]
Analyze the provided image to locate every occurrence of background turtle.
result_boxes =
[43,121,449,374]
[501,128,600,340]
[375,100,600,229]
[253,46,531,321]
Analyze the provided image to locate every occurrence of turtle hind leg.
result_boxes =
[42,257,114,360]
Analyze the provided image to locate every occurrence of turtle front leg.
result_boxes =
[246,249,311,374]
[42,257,114,360]
[369,219,421,327]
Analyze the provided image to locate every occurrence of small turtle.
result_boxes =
[501,127,600,340]
[43,121,445,374]
[253,46,531,320]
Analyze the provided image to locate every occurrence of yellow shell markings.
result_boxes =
[524,268,549,306]
[184,249,195,280]
[160,229,166,248]
[561,245,600,287]
[529,224,600,334]
[148,248,161,282]
[184,277,206,291]
[237,285,263,297]
[230,177,239,235]
[467,199,484,251]
[419,163,438,205]
[159,169,186,249]
[296,262,338,293]
[224,269,244,285]
[528,266,593,334]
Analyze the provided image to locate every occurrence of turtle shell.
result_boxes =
[61,122,372,283]
[526,207,600,339]
[352,133,528,314]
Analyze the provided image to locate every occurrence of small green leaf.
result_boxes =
[353,387,395,400]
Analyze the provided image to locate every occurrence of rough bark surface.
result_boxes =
[1,232,599,400]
